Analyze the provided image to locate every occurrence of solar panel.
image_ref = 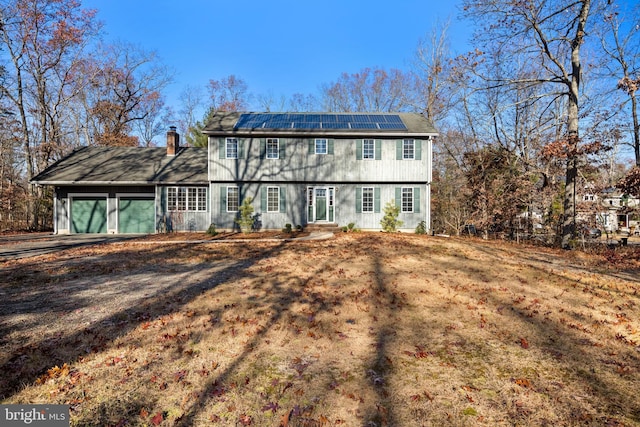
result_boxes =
[235,113,406,130]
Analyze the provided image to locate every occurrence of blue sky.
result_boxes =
[82,0,472,109]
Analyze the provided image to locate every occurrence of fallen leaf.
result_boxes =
[151,411,164,426]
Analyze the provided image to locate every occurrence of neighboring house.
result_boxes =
[577,187,640,234]
[32,112,437,234]
[598,187,639,234]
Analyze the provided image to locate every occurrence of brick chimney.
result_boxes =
[167,126,180,156]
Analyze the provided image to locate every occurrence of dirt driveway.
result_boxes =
[0,234,140,260]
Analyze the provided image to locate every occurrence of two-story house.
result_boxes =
[203,112,436,231]
[31,112,436,234]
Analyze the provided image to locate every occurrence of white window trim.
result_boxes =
[266,138,279,159]
[363,139,375,160]
[362,187,374,213]
[401,187,414,213]
[227,186,239,212]
[403,139,415,160]
[226,138,238,159]
[267,186,280,212]
[167,187,207,212]
[315,138,327,155]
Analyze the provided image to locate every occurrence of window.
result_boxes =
[267,187,280,212]
[583,194,595,201]
[167,187,207,211]
[363,139,375,160]
[226,138,238,159]
[362,187,374,212]
[227,187,239,212]
[266,138,279,159]
[403,139,415,159]
[315,138,327,154]
[401,187,413,212]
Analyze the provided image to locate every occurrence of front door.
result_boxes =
[308,187,334,223]
[315,188,327,221]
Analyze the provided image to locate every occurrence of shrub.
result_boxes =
[206,223,218,236]
[415,221,427,234]
[235,197,254,233]
[380,201,403,232]
[282,223,292,233]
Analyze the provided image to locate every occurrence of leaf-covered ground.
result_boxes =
[1,233,639,426]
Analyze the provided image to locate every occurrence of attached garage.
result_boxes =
[71,196,107,234]
[118,197,155,234]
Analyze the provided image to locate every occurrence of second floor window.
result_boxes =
[226,138,238,159]
[266,138,279,159]
[403,139,415,160]
[363,139,375,160]
[315,139,327,154]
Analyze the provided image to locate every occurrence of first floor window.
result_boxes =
[267,187,280,212]
[402,187,413,212]
[362,187,374,212]
[226,138,238,159]
[266,138,279,159]
[168,187,207,211]
[403,139,415,159]
[315,138,327,154]
[363,139,375,160]
[227,187,239,211]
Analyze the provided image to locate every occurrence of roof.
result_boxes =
[31,146,208,185]
[203,112,438,137]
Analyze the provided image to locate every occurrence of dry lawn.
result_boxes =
[1,233,639,426]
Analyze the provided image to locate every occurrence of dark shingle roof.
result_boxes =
[32,146,207,185]
[203,112,438,137]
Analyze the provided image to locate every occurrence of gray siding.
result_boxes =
[208,137,431,184]
[211,183,306,231]
[156,186,211,232]
[53,185,212,234]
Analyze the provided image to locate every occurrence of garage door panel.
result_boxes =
[119,198,155,234]
[72,198,107,234]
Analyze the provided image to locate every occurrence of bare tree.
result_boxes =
[599,2,640,166]
[0,0,100,229]
[462,0,597,248]
[320,67,415,112]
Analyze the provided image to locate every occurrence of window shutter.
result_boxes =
[219,139,225,159]
[260,187,267,211]
[375,140,382,160]
[415,140,422,160]
[238,140,245,159]
[220,187,227,212]
[279,187,287,213]
[260,139,266,159]
[308,140,315,154]
[395,187,401,208]
[328,139,334,155]
[355,188,362,213]
[374,187,381,213]
[396,140,402,160]
[414,187,421,213]
[279,140,286,160]
[356,140,362,160]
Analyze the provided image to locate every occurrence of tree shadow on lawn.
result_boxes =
[0,235,405,425]
[435,238,640,424]
[0,241,289,400]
